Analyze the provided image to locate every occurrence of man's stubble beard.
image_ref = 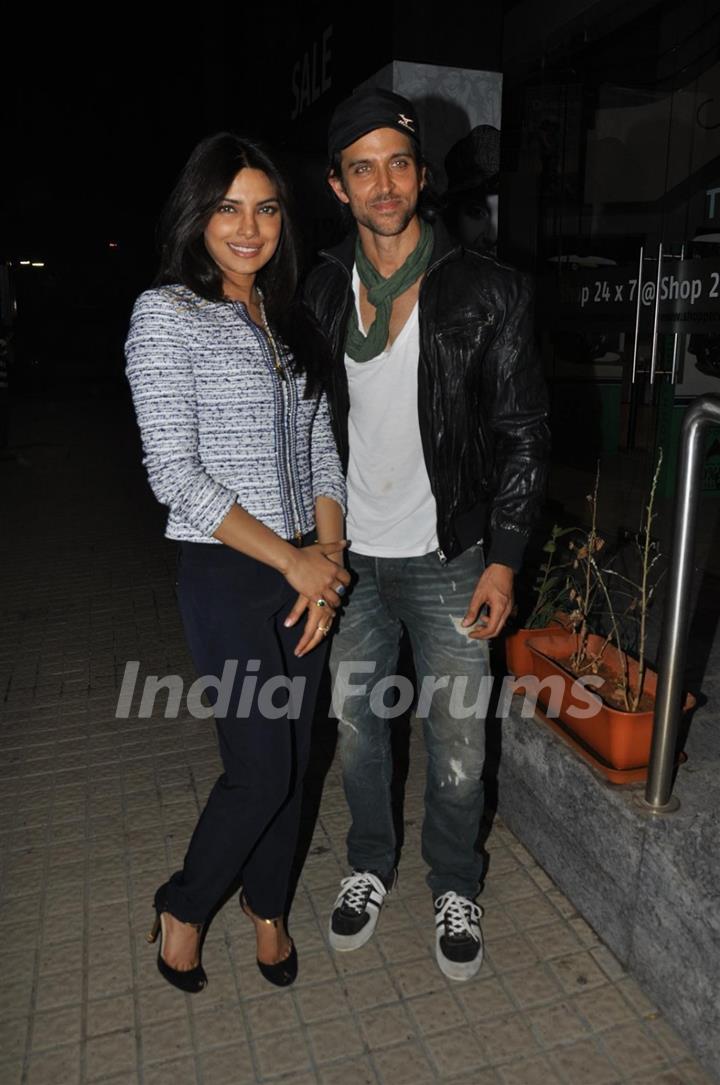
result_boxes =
[351,199,419,239]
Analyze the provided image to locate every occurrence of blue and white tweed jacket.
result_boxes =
[125,285,346,544]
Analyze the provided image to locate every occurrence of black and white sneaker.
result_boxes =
[434,891,484,981]
[328,871,389,951]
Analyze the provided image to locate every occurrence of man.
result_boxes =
[303,88,549,981]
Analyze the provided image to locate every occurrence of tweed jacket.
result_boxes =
[125,285,346,543]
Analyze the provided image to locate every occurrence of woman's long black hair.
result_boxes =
[154,132,329,397]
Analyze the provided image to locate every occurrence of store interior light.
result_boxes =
[31,262,45,268]
[19,260,31,266]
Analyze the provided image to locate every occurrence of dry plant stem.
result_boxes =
[571,462,601,671]
[633,449,663,711]
[527,525,575,629]
[589,555,632,710]
[528,546,557,627]
[529,571,573,629]
[546,584,571,616]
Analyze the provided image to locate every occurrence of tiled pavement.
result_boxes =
[0,398,716,1085]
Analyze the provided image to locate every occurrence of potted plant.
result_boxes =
[523,452,696,772]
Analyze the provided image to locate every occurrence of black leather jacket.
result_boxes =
[304,220,550,571]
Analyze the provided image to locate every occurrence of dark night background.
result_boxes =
[4,5,505,394]
[4,0,718,405]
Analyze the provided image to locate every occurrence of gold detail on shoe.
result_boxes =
[240,891,293,961]
[240,891,281,926]
[146,915,161,943]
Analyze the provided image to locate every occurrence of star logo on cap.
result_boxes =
[398,113,415,131]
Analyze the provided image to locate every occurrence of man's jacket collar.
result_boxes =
[321,216,461,275]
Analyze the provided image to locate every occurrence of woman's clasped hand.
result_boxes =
[282,539,351,656]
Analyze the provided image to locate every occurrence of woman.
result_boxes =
[125,133,349,992]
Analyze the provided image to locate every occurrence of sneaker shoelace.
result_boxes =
[434,891,483,941]
[334,871,386,915]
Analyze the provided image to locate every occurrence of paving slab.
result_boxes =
[0,398,716,1084]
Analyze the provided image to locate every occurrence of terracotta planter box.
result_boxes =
[504,616,573,678]
[525,632,696,771]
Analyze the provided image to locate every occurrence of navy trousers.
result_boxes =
[166,536,326,922]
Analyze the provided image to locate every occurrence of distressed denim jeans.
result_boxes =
[329,544,490,900]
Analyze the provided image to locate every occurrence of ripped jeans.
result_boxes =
[329,544,490,900]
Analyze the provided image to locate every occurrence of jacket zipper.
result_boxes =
[233,302,303,544]
[273,351,301,546]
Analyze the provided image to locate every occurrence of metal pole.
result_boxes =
[649,243,663,385]
[669,244,685,385]
[643,394,720,811]
[631,246,644,384]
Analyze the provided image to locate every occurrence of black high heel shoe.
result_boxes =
[240,890,298,987]
[146,883,208,993]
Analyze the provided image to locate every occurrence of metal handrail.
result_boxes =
[649,242,663,385]
[631,245,644,384]
[643,394,720,811]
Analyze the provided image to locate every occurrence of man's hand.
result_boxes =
[462,563,515,639]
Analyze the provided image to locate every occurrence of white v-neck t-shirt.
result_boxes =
[344,266,439,557]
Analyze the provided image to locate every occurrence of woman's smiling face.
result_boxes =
[203,168,282,297]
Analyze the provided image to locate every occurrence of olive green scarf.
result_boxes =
[345,220,433,362]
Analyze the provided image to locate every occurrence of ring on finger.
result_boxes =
[335,584,346,596]
[315,598,328,608]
